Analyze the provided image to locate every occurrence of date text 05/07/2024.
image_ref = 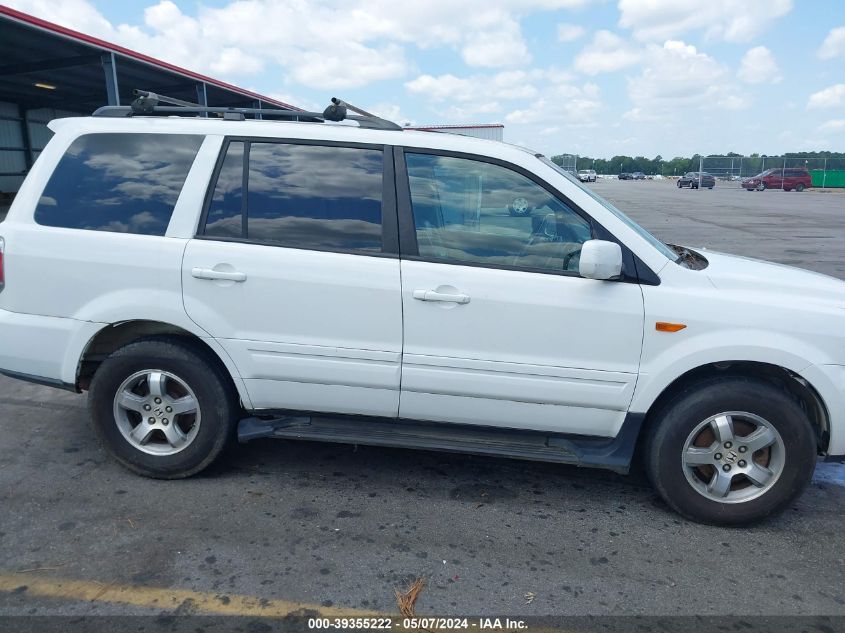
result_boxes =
[307,617,528,630]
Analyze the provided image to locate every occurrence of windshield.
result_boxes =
[539,156,678,261]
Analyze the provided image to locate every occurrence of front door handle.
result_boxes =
[413,289,471,304]
[191,267,247,282]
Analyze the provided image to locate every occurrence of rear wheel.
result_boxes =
[89,338,238,478]
[757,182,766,191]
[796,183,806,192]
[646,378,816,525]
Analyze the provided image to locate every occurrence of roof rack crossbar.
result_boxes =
[91,90,402,131]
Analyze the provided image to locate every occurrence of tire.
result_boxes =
[784,187,792,192]
[796,183,805,192]
[645,377,816,526]
[88,337,238,479]
[757,182,766,191]
[708,186,713,190]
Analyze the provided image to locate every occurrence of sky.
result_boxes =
[6,0,845,158]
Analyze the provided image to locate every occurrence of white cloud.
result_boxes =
[818,26,845,60]
[5,0,587,89]
[819,119,845,133]
[622,107,660,122]
[807,84,845,109]
[290,43,408,89]
[368,103,414,126]
[461,18,531,68]
[737,46,781,84]
[618,0,793,42]
[573,30,641,74]
[627,41,750,115]
[557,23,585,42]
[440,101,503,120]
[405,70,543,103]
[263,92,321,111]
[4,0,113,36]
[405,66,597,125]
[505,82,602,125]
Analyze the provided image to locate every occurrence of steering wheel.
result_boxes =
[512,214,567,267]
[562,247,581,272]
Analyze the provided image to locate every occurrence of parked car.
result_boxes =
[632,172,646,180]
[677,172,715,189]
[1,96,842,526]
[577,169,597,183]
[742,168,811,192]
[618,172,633,180]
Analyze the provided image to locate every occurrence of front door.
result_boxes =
[182,139,402,417]
[396,150,645,437]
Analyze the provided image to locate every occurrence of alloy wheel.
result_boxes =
[113,369,202,455]
[681,411,785,504]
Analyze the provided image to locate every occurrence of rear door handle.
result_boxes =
[413,289,471,304]
[191,267,247,282]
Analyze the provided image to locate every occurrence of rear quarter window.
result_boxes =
[35,133,204,235]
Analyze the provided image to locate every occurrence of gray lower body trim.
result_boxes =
[0,369,78,392]
[238,412,645,474]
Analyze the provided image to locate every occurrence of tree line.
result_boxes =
[551,151,845,176]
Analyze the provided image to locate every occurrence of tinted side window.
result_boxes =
[205,141,244,238]
[202,142,384,253]
[35,133,203,235]
[247,143,382,252]
[405,153,591,273]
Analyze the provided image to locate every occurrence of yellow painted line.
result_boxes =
[0,573,383,617]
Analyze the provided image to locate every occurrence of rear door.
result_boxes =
[182,139,403,417]
[395,149,645,437]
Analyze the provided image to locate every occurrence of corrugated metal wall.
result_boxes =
[0,101,26,194]
[0,101,77,195]
[444,127,504,142]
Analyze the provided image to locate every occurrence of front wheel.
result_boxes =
[757,182,766,191]
[645,378,816,525]
[796,183,806,192]
[89,337,238,478]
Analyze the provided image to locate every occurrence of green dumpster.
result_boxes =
[810,170,845,187]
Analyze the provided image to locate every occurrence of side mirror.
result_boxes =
[579,240,623,280]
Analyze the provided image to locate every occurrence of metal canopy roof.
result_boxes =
[0,5,299,114]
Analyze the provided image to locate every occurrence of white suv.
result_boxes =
[0,99,842,526]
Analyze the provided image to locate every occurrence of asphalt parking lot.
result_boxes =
[1,181,845,621]
[592,179,845,278]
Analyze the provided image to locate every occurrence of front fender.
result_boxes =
[630,330,818,415]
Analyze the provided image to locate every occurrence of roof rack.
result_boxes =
[92,89,402,131]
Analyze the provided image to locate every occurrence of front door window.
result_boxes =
[405,153,592,273]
